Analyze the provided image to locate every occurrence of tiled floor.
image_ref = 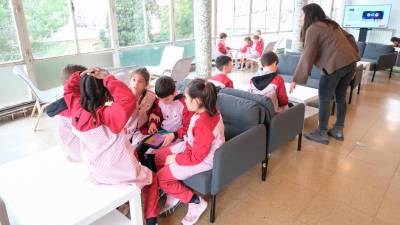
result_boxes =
[1,68,400,225]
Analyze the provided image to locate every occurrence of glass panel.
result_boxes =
[175,0,193,40]
[72,0,111,52]
[233,0,250,35]
[320,0,332,17]
[119,44,168,67]
[266,0,279,32]
[280,0,294,31]
[115,0,145,47]
[176,40,195,57]
[0,65,31,109]
[0,0,21,62]
[23,0,76,58]
[251,0,266,33]
[145,0,170,43]
[216,0,234,35]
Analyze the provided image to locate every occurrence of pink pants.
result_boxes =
[155,147,194,203]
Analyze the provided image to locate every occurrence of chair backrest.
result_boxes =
[13,66,42,101]
[363,43,394,60]
[171,57,194,81]
[264,41,277,53]
[108,66,139,84]
[159,46,185,70]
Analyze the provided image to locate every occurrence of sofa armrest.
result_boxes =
[267,103,305,152]
[376,53,397,70]
[211,124,267,195]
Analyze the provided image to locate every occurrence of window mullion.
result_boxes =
[108,0,120,67]
[69,0,80,54]
[169,0,175,44]
[142,0,149,45]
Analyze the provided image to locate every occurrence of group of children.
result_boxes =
[217,30,265,69]
[49,66,225,225]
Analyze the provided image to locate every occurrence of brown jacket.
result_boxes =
[293,21,360,84]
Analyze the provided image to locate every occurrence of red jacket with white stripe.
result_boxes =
[208,73,234,89]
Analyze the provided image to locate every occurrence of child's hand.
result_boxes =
[162,133,175,147]
[149,113,160,123]
[165,154,176,165]
[148,123,158,134]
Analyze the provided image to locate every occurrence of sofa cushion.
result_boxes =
[220,88,275,121]
[363,43,394,60]
[357,42,366,58]
[277,54,300,75]
[217,93,264,140]
[183,170,212,195]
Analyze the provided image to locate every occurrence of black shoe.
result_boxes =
[304,129,329,145]
[328,127,344,141]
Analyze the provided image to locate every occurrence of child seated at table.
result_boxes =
[208,55,234,89]
[217,32,232,57]
[248,51,289,112]
[46,64,87,162]
[237,37,253,69]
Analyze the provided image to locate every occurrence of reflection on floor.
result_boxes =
[1,68,400,225]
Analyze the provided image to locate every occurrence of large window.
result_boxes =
[251,0,266,33]
[280,0,294,31]
[175,0,194,40]
[115,0,145,47]
[145,0,170,43]
[216,0,234,35]
[265,0,279,32]
[23,0,76,58]
[233,0,250,35]
[72,0,112,52]
[0,0,21,62]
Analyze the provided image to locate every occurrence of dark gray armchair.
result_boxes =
[219,88,305,180]
[183,93,267,223]
[348,64,364,104]
[359,42,397,82]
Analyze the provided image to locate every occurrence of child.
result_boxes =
[252,35,264,57]
[125,68,157,146]
[255,30,265,52]
[237,37,253,69]
[63,67,159,225]
[249,51,289,112]
[217,32,232,57]
[136,76,194,172]
[156,79,225,224]
[46,64,87,162]
[390,37,400,47]
[208,55,234,89]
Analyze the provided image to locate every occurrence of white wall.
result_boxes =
[345,0,400,37]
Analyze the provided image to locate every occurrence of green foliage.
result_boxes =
[175,0,194,40]
[0,0,20,62]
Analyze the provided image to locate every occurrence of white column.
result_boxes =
[291,0,308,52]
[194,0,212,79]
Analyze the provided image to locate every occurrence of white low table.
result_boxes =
[284,83,319,118]
[0,149,143,225]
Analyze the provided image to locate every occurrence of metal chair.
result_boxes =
[13,66,63,131]
[146,46,184,76]
[162,57,194,81]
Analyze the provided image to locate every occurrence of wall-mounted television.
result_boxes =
[343,4,391,29]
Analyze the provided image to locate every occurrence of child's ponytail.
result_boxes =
[187,79,217,116]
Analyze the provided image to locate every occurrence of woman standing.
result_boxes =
[289,3,360,145]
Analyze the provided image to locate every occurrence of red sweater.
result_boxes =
[217,40,230,55]
[64,72,136,133]
[255,40,264,56]
[240,43,253,53]
[208,73,234,88]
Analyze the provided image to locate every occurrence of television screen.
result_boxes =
[343,4,391,28]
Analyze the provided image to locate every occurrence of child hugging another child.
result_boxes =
[249,51,289,112]
[156,79,225,225]
[135,76,194,172]
[63,67,159,225]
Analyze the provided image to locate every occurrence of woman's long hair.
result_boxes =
[80,75,109,124]
[301,3,339,42]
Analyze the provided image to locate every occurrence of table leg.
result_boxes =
[0,198,10,225]
[129,190,143,225]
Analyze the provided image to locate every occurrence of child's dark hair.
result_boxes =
[215,55,232,71]
[80,75,109,123]
[219,32,227,39]
[252,35,260,40]
[391,37,399,42]
[132,67,150,84]
[255,29,262,34]
[155,76,176,98]
[244,36,251,42]
[260,51,279,67]
[186,79,217,116]
[62,64,87,84]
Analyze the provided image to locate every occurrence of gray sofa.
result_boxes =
[357,42,396,82]
[277,53,321,89]
[183,93,267,223]
[219,88,305,179]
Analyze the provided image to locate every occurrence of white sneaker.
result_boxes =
[160,195,181,216]
[181,196,208,225]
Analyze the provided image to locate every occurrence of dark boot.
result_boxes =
[304,129,329,145]
[328,127,344,141]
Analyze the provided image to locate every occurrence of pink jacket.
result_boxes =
[64,72,153,188]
